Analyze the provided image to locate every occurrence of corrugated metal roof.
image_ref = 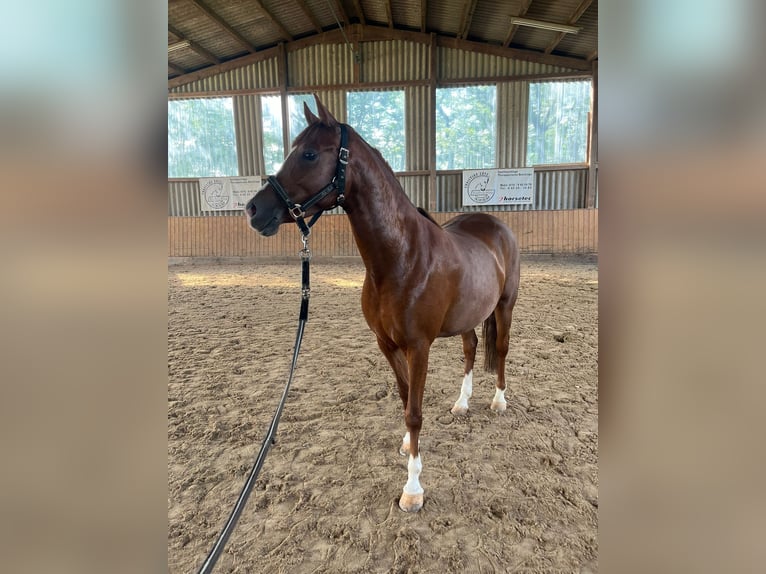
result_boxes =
[470,2,517,45]
[390,0,422,31]
[169,2,246,61]
[428,0,465,38]
[302,0,345,29]
[358,0,390,27]
[169,1,597,80]
[554,2,597,58]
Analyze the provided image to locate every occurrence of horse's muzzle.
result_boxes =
[245,199,256,219]
[245,198,281,236]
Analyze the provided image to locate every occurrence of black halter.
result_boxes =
[267,123,349,237]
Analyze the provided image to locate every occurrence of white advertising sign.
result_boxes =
[462,168,534,206]
[199,177,262,211]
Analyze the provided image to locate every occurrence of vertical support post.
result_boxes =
[428,33,438,212]
[586,59,598,208]
[351,26,361,85]
[279,42,290,158]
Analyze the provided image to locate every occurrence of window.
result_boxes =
[435,86,496,170]
[168,97,238,178]
[347,90,406,171]
[260,95,284,174]
[527,81,591,166]
[288,94,318,143]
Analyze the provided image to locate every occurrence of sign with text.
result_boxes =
[462,168,534,206]
[199,177,262,211]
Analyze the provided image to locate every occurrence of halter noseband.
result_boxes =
[267,123,349,237]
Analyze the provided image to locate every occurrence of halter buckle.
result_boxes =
[289,204,305,220]
[338,147,349,165]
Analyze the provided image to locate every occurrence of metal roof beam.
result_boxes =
[350,0,366,26]
[503,0,533,48]
[544,0,593,54]
[332,0,350,25]
[384,0,393,28]
[168,24,222,64]
[251,0,294,41]
[459,0,479,40]
[187,0,258,52]
[293,0,323,33]
[168,63,187,76]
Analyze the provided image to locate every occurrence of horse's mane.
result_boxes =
[416,207,440,226]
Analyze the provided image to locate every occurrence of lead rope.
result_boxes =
[196,234,312,574]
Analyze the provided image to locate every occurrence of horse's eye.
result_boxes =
[303,151,317,161]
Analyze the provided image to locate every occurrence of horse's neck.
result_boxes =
[345,141,427,275]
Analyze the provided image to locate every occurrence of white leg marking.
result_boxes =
[451,370,473,415]
[403,454,423,496]
[400,431,410,456]
[399,453,424,512]
[491,387,507,412]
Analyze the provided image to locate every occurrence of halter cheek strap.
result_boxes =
[268,123,349,237]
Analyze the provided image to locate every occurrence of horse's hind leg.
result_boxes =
[490,302,515,413]
[451,329,478,415]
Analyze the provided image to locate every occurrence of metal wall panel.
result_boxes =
[398,175,430,209]
[168,180,256,217]
[405,85,431,171]
[312,89,347,123]
[361,40,430,83]
[288,44,354,87]
[169,180,199,216]
[497,81,528,168]
[594,166,599,208]
[435,168,587,212]
[438,47,570,81]
[535,169,587,210]
[169,58,280,94]
[435,173,462,211]
[233,95,264,177]
[169,175,433,217]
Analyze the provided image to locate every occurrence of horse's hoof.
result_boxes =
[490,401,507,413]
[451,404,468,416]
[399,492,424,512]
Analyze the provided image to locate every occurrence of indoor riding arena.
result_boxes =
[168,1,598,572]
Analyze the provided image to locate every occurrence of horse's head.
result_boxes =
[245,96,348,236]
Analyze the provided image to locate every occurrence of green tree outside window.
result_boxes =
[527,81,591,166]
[168,98,238,178]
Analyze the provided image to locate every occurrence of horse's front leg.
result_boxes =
[399,341,430,513]
[374,336,412,456]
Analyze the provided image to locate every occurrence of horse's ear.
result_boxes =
[304,101,320,125]
[314,95,338,127]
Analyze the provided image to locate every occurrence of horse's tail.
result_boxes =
[482,313,498,373]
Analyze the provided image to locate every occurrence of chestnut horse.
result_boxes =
[245,97,520,512]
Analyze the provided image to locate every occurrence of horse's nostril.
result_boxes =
[245,202,256,217]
